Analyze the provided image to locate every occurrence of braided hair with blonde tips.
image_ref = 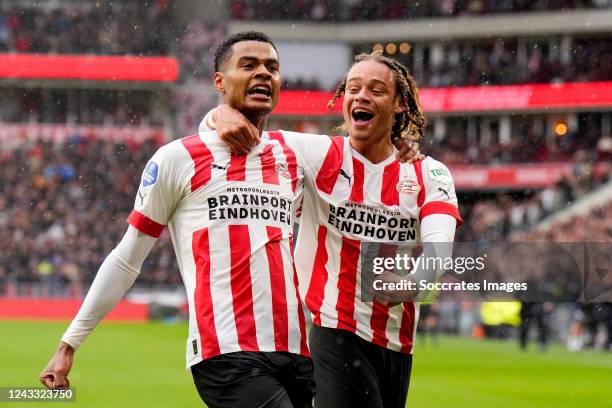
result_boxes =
[328,51,427,142]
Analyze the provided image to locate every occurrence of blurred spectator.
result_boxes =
[0,138,181,296]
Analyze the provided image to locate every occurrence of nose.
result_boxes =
[254,64,272,79]
[354,87,371,103]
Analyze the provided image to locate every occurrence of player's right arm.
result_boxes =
[200,105,423,163]
[39,142,186,389]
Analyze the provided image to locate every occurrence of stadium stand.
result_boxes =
[0,2,172,55]
[0,138,180,296]
[230,0,612,21]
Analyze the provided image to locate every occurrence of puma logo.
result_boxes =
[438,187,450,199]
[212,162,230,171]
[339,169,352,186]
[138,190,147,206]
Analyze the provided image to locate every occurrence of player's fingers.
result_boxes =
[226,132,248,155]
[224,138,240,155]
[231,125,249,150]
[53,375,69,389]
[406,142,422,164]
[39,373,55,389]
[247,121,261,144]
[396,143,411,163]
[392,136,407,151]
[217,127,240,154]
[230,126,253,153]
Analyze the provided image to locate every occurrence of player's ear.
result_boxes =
[213,72,224,92]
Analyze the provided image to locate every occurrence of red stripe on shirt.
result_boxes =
[413,159,425,207]
[399,302,417,354]
[370,301,390,348]
[181,134,214,192]
[349,157,364,203]
[260,144,279,185]
[316,136,345,194]
[305,225,329,326]
[265,226,289,352]
[420,201,464,227]
[228,224,259,351]
[268,131,299,193]
[127,210,164,238]
[227,155,247,181]
[192,228,221,358]
[382,161,400,206]
[336,237,360,333]
[289,235,310,356]
[369,242,395,347]
[294,265,310,356]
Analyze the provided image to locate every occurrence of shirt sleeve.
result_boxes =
[419,157,463,227]
[278,130,333,179]
[127,143,184,237]
[199,109,215,133]
[61,226,156,349]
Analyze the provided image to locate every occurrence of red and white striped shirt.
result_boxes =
[276,132,463,354]
[127,131,309,367]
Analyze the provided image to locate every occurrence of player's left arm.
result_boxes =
[377,159,462,306]
[420,158,463,227]
[377,213,457,306]
[415,158,462,296]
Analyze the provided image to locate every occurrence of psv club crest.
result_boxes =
[275,163,292,179]
[396,176,420,195]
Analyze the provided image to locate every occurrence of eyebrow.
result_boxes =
[346,77,389,87]
[237,56,279,65]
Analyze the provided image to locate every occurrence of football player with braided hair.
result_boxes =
[203,45,461,408]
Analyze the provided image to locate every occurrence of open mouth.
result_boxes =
[351,109,374,123]
[247,85,272,98]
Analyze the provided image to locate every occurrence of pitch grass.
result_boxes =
[0,321,610,408]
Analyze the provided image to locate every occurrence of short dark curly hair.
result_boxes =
[214,31,278,72]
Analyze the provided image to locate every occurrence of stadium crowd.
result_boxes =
[230,0,612,21]
[0,2,172,55]
[457,162,608,242]
[426,116,607,165]
[277,36,612,90]
[0,138,180,297]
[410,38,612,88]
[520,200,612,242]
